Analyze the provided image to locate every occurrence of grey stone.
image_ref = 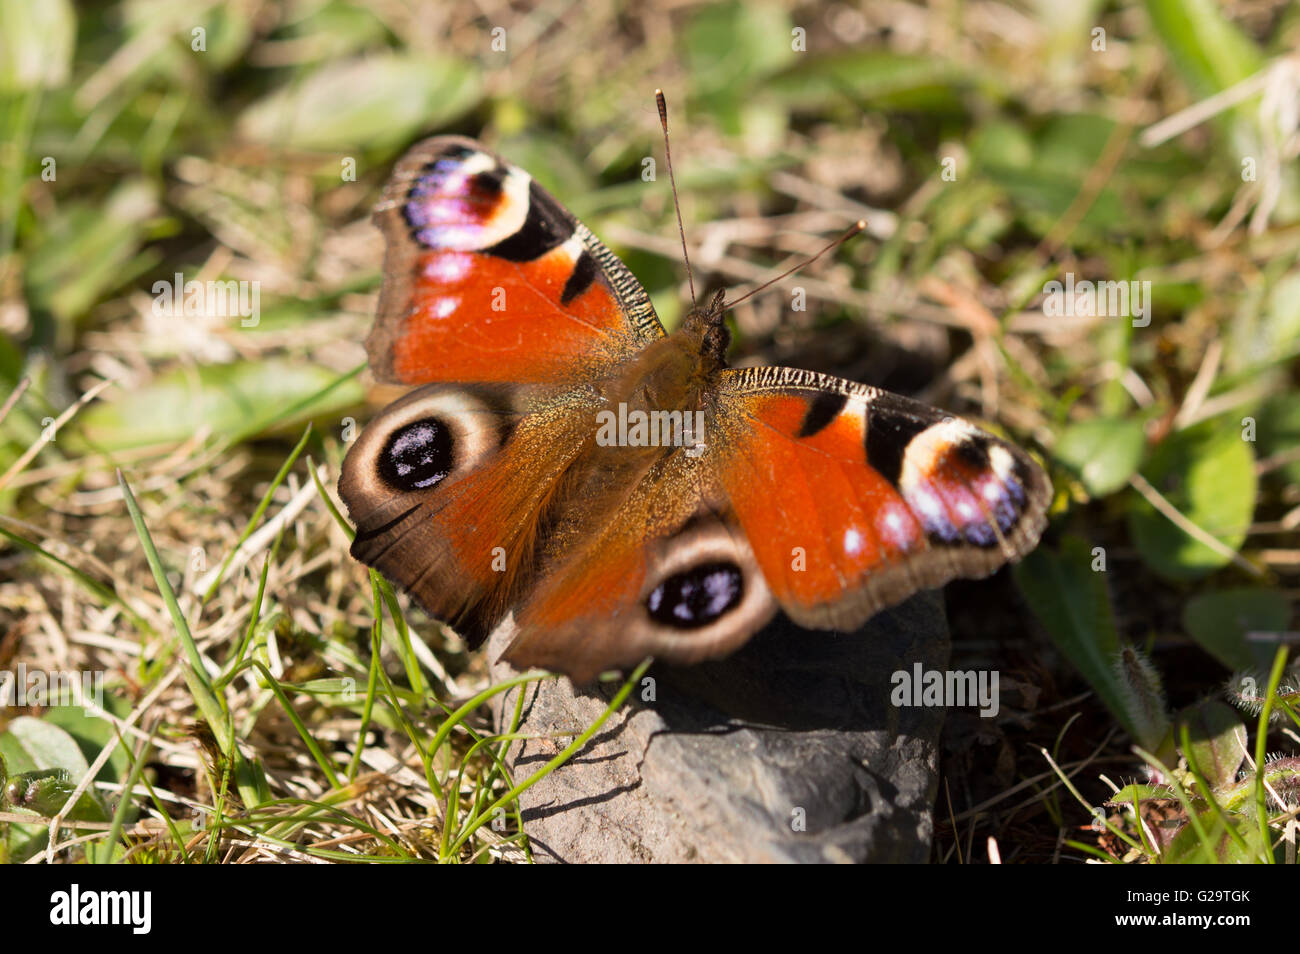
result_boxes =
[488,590,950,863]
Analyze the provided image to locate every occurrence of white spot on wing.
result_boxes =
[478,167,531,246]
[453,152,497,179]
[551,232,585,266]
[423,253,472,284]
[897,417,979,494]
[988,445,1016,481]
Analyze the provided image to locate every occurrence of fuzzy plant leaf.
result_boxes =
[1224,665,1300,725]
[1176,699,1248,792]
[1163,807,1266,863]
[1114,646,1171,753]
[0,718,106,819]
[1216,756,1300,815]
[1105,784,1179,806]
[1015,536,1146,741]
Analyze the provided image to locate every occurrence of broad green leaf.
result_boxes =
[1127,421,1256,580]
[685,0,794,131]
[237,53,481,152]
[1182,588,1292,671]
[1014,536,1138,739]
[0,716,106,820]
[768,50,966,113]
[0,716,87,777]
[1224,261,1300,374]
[193,1,256,69]
[1055,416,1146,497]
[44,701,133,786]
[1177,700,1248,792]
[1164,807,1267,863]
[274,1,389,64]
[0,716,109,863]
[73,360,364,450]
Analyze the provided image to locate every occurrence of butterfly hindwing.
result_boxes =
[708,366,1052,630]
[339,382,601,647]
[503,445,775,682]
[368,136,664,388]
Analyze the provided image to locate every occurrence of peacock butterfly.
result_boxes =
[339,107,1052,683]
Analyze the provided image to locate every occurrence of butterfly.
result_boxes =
[339,129,1052,683]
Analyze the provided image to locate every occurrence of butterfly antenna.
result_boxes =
[723,220,866,310]
[656,89,697,309]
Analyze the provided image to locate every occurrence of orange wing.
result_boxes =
[709,366,1052,630]
[339,383,604,648]
[367,137,663,387]
[503,447,776,684]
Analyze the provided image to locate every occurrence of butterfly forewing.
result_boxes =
[367,136,663,388]
[709,366,1052,630]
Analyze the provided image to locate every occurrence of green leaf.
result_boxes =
[1127,421,1256,580]
[1163,807,1267,863]
[274,1,389,64]
[1014,536,1139,738]
[193,2,256,70]
[73,360,363,450]
[1,716,86,777]
[1055,416,1146,497]
[1105,784,1177,806]
[1142,0,1272,165]
[768,50,967,113]
[1177,700,1248,792]
[686,1,794,108]
[971,116,1131,240]
[1142,0,1263,108]
[43,701,134,786]
[1242,271,1300,369]
[0,717,106,821]
[237,53,481,152]
[1182,588,1292,671]
[1257,393,1300,486]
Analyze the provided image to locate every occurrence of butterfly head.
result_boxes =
[680,288,731,370]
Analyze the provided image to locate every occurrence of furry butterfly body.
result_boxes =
[340,136,1052,682]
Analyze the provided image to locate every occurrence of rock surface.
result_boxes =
[488,590,950,863]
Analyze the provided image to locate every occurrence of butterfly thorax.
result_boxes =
[593,289,729,423]
[545,296,729,546]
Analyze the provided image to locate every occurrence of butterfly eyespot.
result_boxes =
[377,418,455,491]
[645,561,744,630]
